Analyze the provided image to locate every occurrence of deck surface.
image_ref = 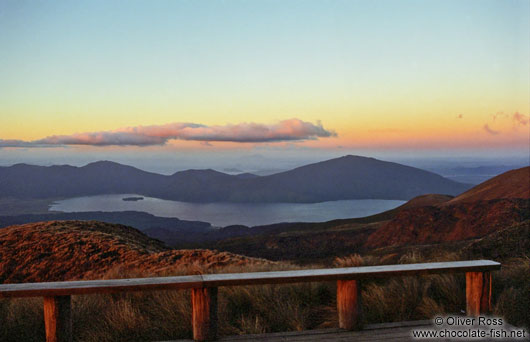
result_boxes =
[162,320,527,342]
[164,320,435,342]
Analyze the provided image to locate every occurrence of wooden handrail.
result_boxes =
[0,260,499,297]
[0,260,500,342]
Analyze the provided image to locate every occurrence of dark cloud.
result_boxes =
[483,124,500,135]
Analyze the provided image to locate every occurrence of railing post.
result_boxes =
[191,287,218,341]
[43,296,72,342]
[466,271,492,316]
[337,279,362,330]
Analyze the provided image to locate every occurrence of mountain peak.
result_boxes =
[317,155,380,165]
[342,154,371,159]
[84,160,125,168]
[171,168,229,177]
[9,163,35,168]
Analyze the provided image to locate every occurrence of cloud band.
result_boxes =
[0,119,336,148]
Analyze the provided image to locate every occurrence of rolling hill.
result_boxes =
[442,166,530,205]
[0,220,272,283]
[0,156,470,203]
[364,198,528,248]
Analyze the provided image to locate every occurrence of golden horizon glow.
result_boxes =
[1,1,529,154]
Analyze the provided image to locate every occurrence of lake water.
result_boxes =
[49,194,405,227]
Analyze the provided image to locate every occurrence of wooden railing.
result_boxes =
[0,260,500,342]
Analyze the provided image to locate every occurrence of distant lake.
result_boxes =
[49,194,405,227]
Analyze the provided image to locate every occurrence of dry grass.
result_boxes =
[0,253,528,341]
[0,298,43,342]
[0,221,275,283]
[492,257,530,328]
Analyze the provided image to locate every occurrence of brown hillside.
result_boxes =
[365,198,529,248]
[365,167,530,249]
[463,219,530,260]
[443,166,530,205]
[0,221,272,283]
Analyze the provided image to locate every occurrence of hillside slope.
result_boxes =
[365,198,528,248]
[463,219,530,260]
[0,221,271,283]
[365,167,530,248]
[443,166,530,205]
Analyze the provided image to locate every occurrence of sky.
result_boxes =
[0,0,529,172]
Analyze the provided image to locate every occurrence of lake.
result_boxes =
[49,194,406,227]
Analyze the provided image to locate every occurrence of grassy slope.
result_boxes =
[0,220,272,283]
[444,166,530,205]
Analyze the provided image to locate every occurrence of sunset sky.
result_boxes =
[0,0,529,171]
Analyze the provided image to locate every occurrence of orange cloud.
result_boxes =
[513,112,529,126]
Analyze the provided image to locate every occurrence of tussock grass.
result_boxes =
[0,253,527,341]
[0,298,43,342]
[219,282,326,335]
[493,257,530,328]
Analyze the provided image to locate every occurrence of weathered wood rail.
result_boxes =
[0,260,500,342]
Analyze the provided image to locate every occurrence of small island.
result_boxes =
[122,196,144,202]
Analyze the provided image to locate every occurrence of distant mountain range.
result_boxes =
[0,155,470,203]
